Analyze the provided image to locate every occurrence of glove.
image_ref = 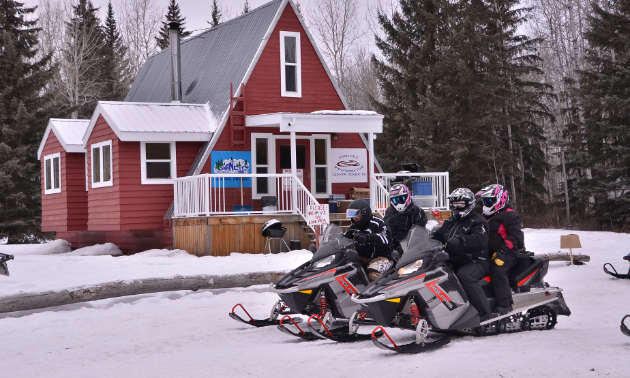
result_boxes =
[445,237,461,254]
[354,232,369,245]
[390,249,401,262]
[492,251,507,266]
[344,229,356,239]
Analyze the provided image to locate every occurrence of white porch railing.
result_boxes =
[372,172,450,216]
[173,173,320,231]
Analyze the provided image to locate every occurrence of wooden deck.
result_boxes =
[173,214,313,256]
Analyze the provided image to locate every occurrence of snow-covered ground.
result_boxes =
[1,229,630,377]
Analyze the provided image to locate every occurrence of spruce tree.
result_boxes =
[565,1,630,225]
[243,0,250,14]
[156,0,192,51]
[102,1,131,101]
[209,0,222,27]
[0,0,55,242]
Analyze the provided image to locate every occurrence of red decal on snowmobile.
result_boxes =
[297,268,337,283]
[335,274,358,294]
[518,268,540,286]
[482,276,491,282]
[425,279,453,308]
[383,273,426,291]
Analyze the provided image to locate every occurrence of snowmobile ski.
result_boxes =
[603,263,630,279]
[229,302,297,327]
[305,313,383,342]
[0,253,14,277]
[277,315,320,340]
[370,325,451,354]
[621,315,630,337]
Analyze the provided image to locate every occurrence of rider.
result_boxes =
[344,198,392,281]
[431,188,491,321]
[383,183,428,256]
[477,184,524,315]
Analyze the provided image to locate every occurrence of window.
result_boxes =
[280,31,301,97]
[255,138,269,194]
[92,140,113,188]
[44,152,61,194]
[314,139,327,194]
[141,142,177,184]
[252,133,275,199]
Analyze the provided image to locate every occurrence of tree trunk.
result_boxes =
[0,272,287,314]
[536,252,589,263]
[561,149,571,225]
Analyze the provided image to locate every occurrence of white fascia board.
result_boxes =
[83,103,109,145]
[246,113,384,133]
[37,125,52,160]
[117,132,212,142]
[38,121,87,159]
[245,113,284,127]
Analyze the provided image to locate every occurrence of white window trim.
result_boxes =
[251,133,276,200]
[44,152,62,194]
[280,31,302,98]
[91,140,113,188]
[140,142,177,185]
[310,135,332,198]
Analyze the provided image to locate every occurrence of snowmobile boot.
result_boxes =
[494,305,513,315]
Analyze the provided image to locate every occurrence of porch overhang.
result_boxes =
[245,111,384,133]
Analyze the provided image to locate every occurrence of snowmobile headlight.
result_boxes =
[313,255,335,268]
[397,259,423,276]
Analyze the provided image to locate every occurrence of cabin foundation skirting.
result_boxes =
[57,224,173,254]
[173,215,312,257]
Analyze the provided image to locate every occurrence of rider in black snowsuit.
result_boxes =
[383,184,428,253]
[344,199,392,281]
[477,184,525,315]
[431,188,491,321]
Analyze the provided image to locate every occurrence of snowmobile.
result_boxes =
[351,226,571,354]
[603,255,630,279]
[229,224,381,342]
[622,315,630,337]
[0,253,14,276]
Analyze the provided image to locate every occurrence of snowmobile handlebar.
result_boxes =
[269,283,300,294]
[350,293,387,304]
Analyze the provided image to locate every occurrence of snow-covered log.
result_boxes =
[536,253,590,262]
[0,272,286,314]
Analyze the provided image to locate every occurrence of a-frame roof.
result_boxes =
[125,0,284,119]
[37,119,90,159]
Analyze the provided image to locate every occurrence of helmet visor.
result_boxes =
[482,198,496,207]
[391,195,408,205]
[450,201,467,209]
[346,209,361,218]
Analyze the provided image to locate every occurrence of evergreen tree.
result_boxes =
[372,0,551,215]
[565,1,630,225]
[0,0,55,242]
[102,1,132,101]
[156,0,192,51]
[243,0,250,14]
[62,0,105,118]
[209,0,222,27]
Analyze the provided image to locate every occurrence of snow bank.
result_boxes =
[58,243,122,257]
[0,239,71,256]
[133,249,197,258]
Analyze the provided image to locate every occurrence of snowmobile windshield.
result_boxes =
[321,224,344,244]
[311,237,353,262]
[397,226,443,268]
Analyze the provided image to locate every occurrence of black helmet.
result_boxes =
[447,188,475,220]
[346,198,372,229]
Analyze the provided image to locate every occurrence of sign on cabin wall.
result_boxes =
[211,151,252,188]
[282,168,304,190]
[308,204,330,226]
[331,148,368,183]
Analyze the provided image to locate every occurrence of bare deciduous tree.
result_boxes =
[117,0,162,75]
[307,0,363,90]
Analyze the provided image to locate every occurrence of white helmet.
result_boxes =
[389,184,412,212]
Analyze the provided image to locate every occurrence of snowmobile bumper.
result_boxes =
[621,315,630,337]
[269,283,299,293]
[603,263,630,279]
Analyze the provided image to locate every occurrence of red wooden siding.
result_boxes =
[87,115,202,231]
[41,130,88,232]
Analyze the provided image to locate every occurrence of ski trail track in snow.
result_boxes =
[1,228,629,377]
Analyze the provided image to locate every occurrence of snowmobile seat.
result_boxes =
[509,255,549,289]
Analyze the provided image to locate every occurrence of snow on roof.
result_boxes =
[83,101,218,144]
[310,110,379,116]
[37,118,90,159]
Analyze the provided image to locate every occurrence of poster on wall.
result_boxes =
[282,168,303,190]
[211,151,252,188]
[331,148,368,183]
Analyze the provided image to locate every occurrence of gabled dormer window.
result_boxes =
[280,31,301,97]
[44,152,61,194]
[92,140,113,188]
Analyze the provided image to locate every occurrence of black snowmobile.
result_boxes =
[0,253,14,276]
[351,226,571,354]
[603,255,630,279]
[622,315,630,337]
[229,224,381,342]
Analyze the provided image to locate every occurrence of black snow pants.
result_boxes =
[456,261,491,317]
[490,255,518,308]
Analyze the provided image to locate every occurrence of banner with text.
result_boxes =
[331,148,368,183]
[307,204,330,226]
[211,151,252,188]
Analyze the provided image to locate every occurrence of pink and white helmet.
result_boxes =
[476,184,509,216]
[389,184,412,212]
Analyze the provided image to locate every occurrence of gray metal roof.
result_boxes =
[125,0,283,122]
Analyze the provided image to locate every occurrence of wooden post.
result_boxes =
[290,131,297,214]
[569,248,574,266]
[240,177,244,206]
[315,225,321,249]
[369,132,375,212]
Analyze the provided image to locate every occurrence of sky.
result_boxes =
[24,0,381,50]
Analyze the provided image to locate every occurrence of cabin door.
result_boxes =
[276,139,311,191]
